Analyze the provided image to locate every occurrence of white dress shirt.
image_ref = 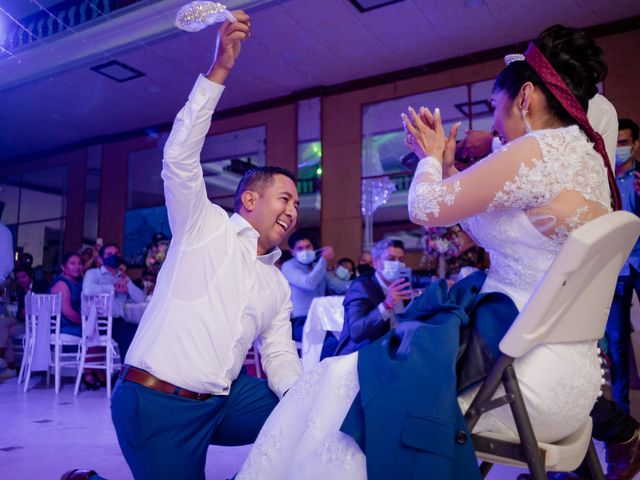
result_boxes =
[83,266,146,318]
[125,75,302,397]
[0,223,13,282]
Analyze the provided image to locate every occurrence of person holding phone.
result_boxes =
[334,238,412,356]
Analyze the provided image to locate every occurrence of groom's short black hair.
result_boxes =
[233,166,297,213]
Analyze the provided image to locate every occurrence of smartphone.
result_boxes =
[398,267,412,289]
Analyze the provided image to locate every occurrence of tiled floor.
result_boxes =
[1,372,637,480]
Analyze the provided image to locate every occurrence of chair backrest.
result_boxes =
[81,292,114,338]
[500,211,640,358]
[25,293,62,336]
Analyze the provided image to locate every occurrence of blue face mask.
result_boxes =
[295,250,316,265]
[335,265,351,281]
[616,146,632,165]
[103,255,123,269]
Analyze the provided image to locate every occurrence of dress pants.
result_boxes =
[111,317,138,361]
[111,371,278,480]
[571,396,639,478]
[0,316,25,363]
[605,267,640,412]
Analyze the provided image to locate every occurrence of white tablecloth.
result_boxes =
[32,298,55,371]
[123,302,148,324]
[301,296,344,371]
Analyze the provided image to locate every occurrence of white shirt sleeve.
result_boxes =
[282,257,327,291]
[258,281,302,398]
[124,276,146,303]
[82,269,114,295]
[161,75,230,244]
[0,224,13,281]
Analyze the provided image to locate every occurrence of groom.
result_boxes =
[111,10,302,479]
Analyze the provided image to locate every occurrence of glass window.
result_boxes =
[0,166,67,271]
[297,98,321,231]
[361,86,469,249]
[124,126,266,264]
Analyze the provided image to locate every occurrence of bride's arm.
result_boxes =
[403,107,541,227]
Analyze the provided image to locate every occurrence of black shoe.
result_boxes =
[81,373,100,391]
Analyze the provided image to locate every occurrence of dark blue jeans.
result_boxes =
[605,267,640,413]
[111,370,278,480]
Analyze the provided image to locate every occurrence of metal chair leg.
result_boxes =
[503,365,547,480]
[585,439,605,480]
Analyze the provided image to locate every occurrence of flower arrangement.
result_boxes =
[145,235,170,274]
[421,225,463,278]
[422,225,462,259]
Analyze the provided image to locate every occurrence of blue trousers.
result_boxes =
[111,371,278,480]
[605,268,640,413]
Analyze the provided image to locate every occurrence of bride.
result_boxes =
[236,25,619,479]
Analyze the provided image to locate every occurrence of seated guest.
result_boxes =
[356,250,374,276]
[334,238,412,356]
[50,253,84,337]
[82,242,144,360]
[50,252,104,390]
[81,246,100,274]
[0,265,48,375]
[326,257,356,295]
[281,230,334,341]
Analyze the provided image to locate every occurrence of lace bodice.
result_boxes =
[409,126,611,308]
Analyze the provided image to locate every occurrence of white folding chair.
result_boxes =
[17,317,30,385]
[464,211,640,480]
[22,293,79,393]
[74,292,119,398]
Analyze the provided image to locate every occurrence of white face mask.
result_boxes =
[616,146,632,165]
[381,260,406,281]
[295,249,316,265]
[335,265,351,281]
[491,136,503,152]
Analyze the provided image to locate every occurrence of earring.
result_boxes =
[521,109,532,134]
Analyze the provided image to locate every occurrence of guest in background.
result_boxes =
[50,253,83,337]
[281,230,334,342]
[605,118,640,413]
[0,265,48,376]
[81,245,101,274]
[0,222,13,283]
[326,257,356,295]
[334,238,411,356]
[82,242,143,360]
[356,250,373,276]
[50,252,104,390]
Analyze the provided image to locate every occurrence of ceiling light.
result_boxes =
[90,60,145,83]
[454,100,492,117]
[348,0,405,13]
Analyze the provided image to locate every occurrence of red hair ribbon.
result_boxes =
[524,42,621,211]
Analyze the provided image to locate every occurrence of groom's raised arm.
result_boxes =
[161,11,251,242]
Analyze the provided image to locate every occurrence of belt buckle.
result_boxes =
[195,392,208,401]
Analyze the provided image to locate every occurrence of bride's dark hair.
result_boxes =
[493,25,607,124]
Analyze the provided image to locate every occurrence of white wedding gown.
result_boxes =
[236,126,609,479]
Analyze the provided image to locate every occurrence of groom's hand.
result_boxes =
[206,10,251,85]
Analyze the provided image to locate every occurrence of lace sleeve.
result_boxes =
[407,135,543,227]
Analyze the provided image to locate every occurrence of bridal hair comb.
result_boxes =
[175,1,236,32]
[504,53,525,65]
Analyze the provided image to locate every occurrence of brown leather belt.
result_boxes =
[120,365,214,401]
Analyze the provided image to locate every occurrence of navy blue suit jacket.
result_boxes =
[334,271,387,356]
[340,272,518,480]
